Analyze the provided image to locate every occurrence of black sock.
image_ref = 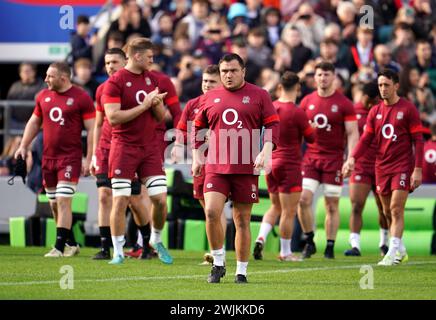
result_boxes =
[55,227,69,253]
[138,223,151,250]
[305,231,315,245]
[99,226,112,251]
[66,228,77,246]
[327,239,335,248]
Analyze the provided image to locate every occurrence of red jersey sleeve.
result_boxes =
[297,108,315,143]
[33,91,43,118]
[175,100,192,144]
[95,84,104,112]
[260,90,279,147]
[352,107,375,159]
[193,97,209,149]
[160,77,181,127]
[408,103,424,168]
[101,76,122,105]
[343,98,357,122]
[79,92,96,120]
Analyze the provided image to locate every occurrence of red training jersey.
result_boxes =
[360,98,422,174]
[272,100,314,166]
[300,90,356,160]
[95,82,112,150]
[354,102,377,173]
[422,139,436,183]
[194,82,279,175]
[33,86,95,159]
[102,68,160,147]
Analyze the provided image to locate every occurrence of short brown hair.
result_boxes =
[203,64,219,75]
[74,58,92,70]
[315,61,335,73]
[49,61,71,77]
[126,37,153,56]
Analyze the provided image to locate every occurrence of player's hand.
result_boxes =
[142,88,160,109]
[171,144,184,164]
[192,159,202,177]
[254,142,273,173]
[14,146,27,160]
[152,92,167,107]
[309,120,317,129]
[410,167,422,191]
[89,155,97,176]
[82,158,91,177]
[342,157,355,178]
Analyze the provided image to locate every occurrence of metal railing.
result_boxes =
[0,100,34,148]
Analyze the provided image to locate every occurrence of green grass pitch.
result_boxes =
[0,246,435,300]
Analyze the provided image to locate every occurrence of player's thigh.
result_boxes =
[232,201,253,228]
[350,182,372,205]
[279,192,301,215]
[204,191,227,220]
[109,144,138,180]
[324,195,339,214]
[204,173,231,200]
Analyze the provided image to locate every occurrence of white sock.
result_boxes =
[257,223,272,243]
[280,238,292,257]
[111,235,125,258]
[399,238,407,255]
[379,228,389,247]
[211,248,225,267]
[137,231,143,247]
[349,233,361,250]
[387,237,401,258]
[236,261,248,276]
[150,227,162,244]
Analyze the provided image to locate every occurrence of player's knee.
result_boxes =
[390,204,404,220]
[111,178,132,197]
[299,196,312,209]
[99,188,112,205]
[325,202,338,216]
[351,201,364,216]
[204,207,220,222]
[151,195,167,212]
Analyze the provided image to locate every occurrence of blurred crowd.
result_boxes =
[1,0,436,177]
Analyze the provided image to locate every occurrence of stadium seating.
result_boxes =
[9,192,89,247]
[315,196,436,254]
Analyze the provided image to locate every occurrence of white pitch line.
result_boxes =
[0,261,435,287]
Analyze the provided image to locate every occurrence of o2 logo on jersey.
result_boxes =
[222,108,243,128]
[424,149,436,164]
[381,124,397,141]
[313,113,331,131]
[49,107,65,126]
[135,90,148,105]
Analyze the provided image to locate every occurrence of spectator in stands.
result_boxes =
[72,58,99,99]
[246,0,263,27]
[70,15,95,64]
[272,40,292,73]
[388,23,416,66]
[247,27,273,69]
[412,0,434,40]
[177,54,202,102]
[373,44,402,73]
[196,18,229,65]
[287,2,325,53]
[227,2,250,39]
[399,66,435,125]
[230,37,261,84]
[175,0,209,49]
[151,12,175,58]
[411,39,436,95]
[281,26,312,73]
[349,27,375,76]
[108,0,151,43]
[209,0,228,21]
[336,0,358,45]
[26,132,43,193]
[7,63,46,129]
[261,6,282,48]
[106,30,125,49]
[323,22,350,63]
[167,34,193,77]
[0,136,25,176]
[319,38,350,82]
